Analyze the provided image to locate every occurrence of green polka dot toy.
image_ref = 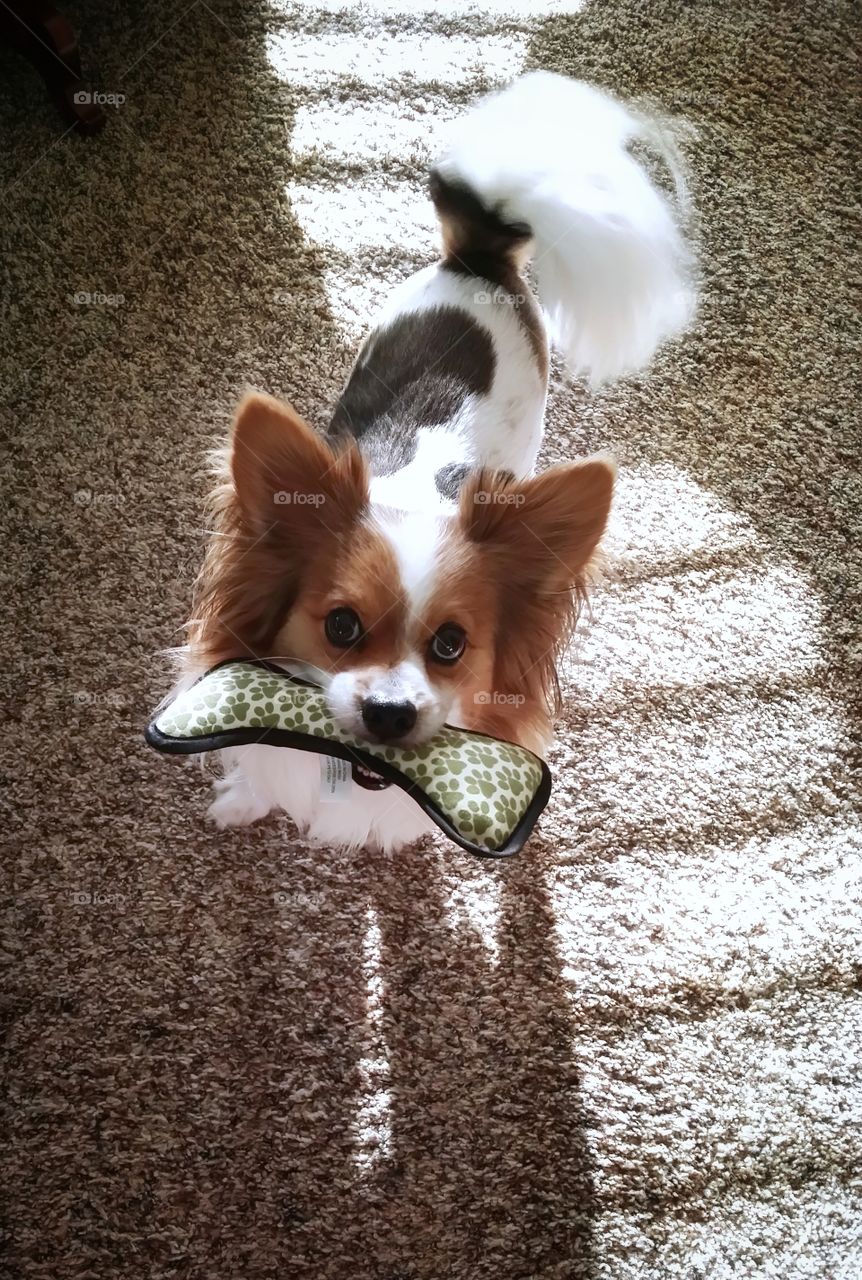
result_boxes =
[146,660,552,857]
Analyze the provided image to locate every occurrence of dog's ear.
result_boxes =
[459,458,615,718]
[460,457,615,589]
[187,394,369,667]
[231,392,368,536]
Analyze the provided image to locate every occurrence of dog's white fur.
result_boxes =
[438,72,692,382]
[199,73,693,851]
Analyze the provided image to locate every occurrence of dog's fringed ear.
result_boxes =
[460,457,615,589]
[186,394,369,668]
[459,458,615,722]
[231,392,368,536]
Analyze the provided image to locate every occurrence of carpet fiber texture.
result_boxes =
[2,1,861,1277]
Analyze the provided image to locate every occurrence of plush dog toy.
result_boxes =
[146,660,552,857]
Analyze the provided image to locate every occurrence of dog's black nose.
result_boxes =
[361,698,417,741]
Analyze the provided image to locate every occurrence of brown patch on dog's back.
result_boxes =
[429,168,549,378]
[429,168,532,266]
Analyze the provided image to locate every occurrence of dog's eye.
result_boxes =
[429,623,466,664]
[325,607,363,647]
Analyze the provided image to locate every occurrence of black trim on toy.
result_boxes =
[145,658,553,859]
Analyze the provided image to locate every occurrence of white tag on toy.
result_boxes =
[319,755,352,802]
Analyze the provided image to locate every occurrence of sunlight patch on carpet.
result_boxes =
[606,462,754,564]
[266,30,525,90]
[551,815,862,997]
[318,267,418,339]
[268,17,528,336]
[284,181,436,256]
[272,0,584,18]
[352,906,393,1171]
[290,101,452,165]
[567,464,824,697]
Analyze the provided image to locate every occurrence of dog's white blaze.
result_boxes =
[374,506,445,619]
[364,658,436,712]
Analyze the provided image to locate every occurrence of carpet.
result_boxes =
[2,1,860,1277]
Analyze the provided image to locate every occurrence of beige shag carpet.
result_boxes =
[3,1,860,1276]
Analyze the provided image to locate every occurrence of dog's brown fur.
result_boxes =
[187,392,614,754]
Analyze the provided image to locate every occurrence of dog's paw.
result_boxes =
[208,778,272,829]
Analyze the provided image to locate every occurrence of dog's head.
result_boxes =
[189,393,614,753]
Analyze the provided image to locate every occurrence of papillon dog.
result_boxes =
[177,72,693,851]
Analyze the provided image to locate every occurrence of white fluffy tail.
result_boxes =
[435,72,695,384]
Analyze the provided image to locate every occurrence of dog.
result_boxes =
[177,72,693,851]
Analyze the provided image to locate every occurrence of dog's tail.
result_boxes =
[429,72,694,384]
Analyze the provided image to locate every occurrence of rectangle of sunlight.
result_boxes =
[553,695,848,919]
[266,30,525,90]
[285,180,437,255]
[569,562,823,696]
[290,100,457,166]
[272,0,582,18]
[551,814,862,1000]
[352,907,393,1172]
[586,1184,860,1280]
[605,463,755,570]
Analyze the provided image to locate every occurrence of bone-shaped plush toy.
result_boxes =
[146,660,552,857]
